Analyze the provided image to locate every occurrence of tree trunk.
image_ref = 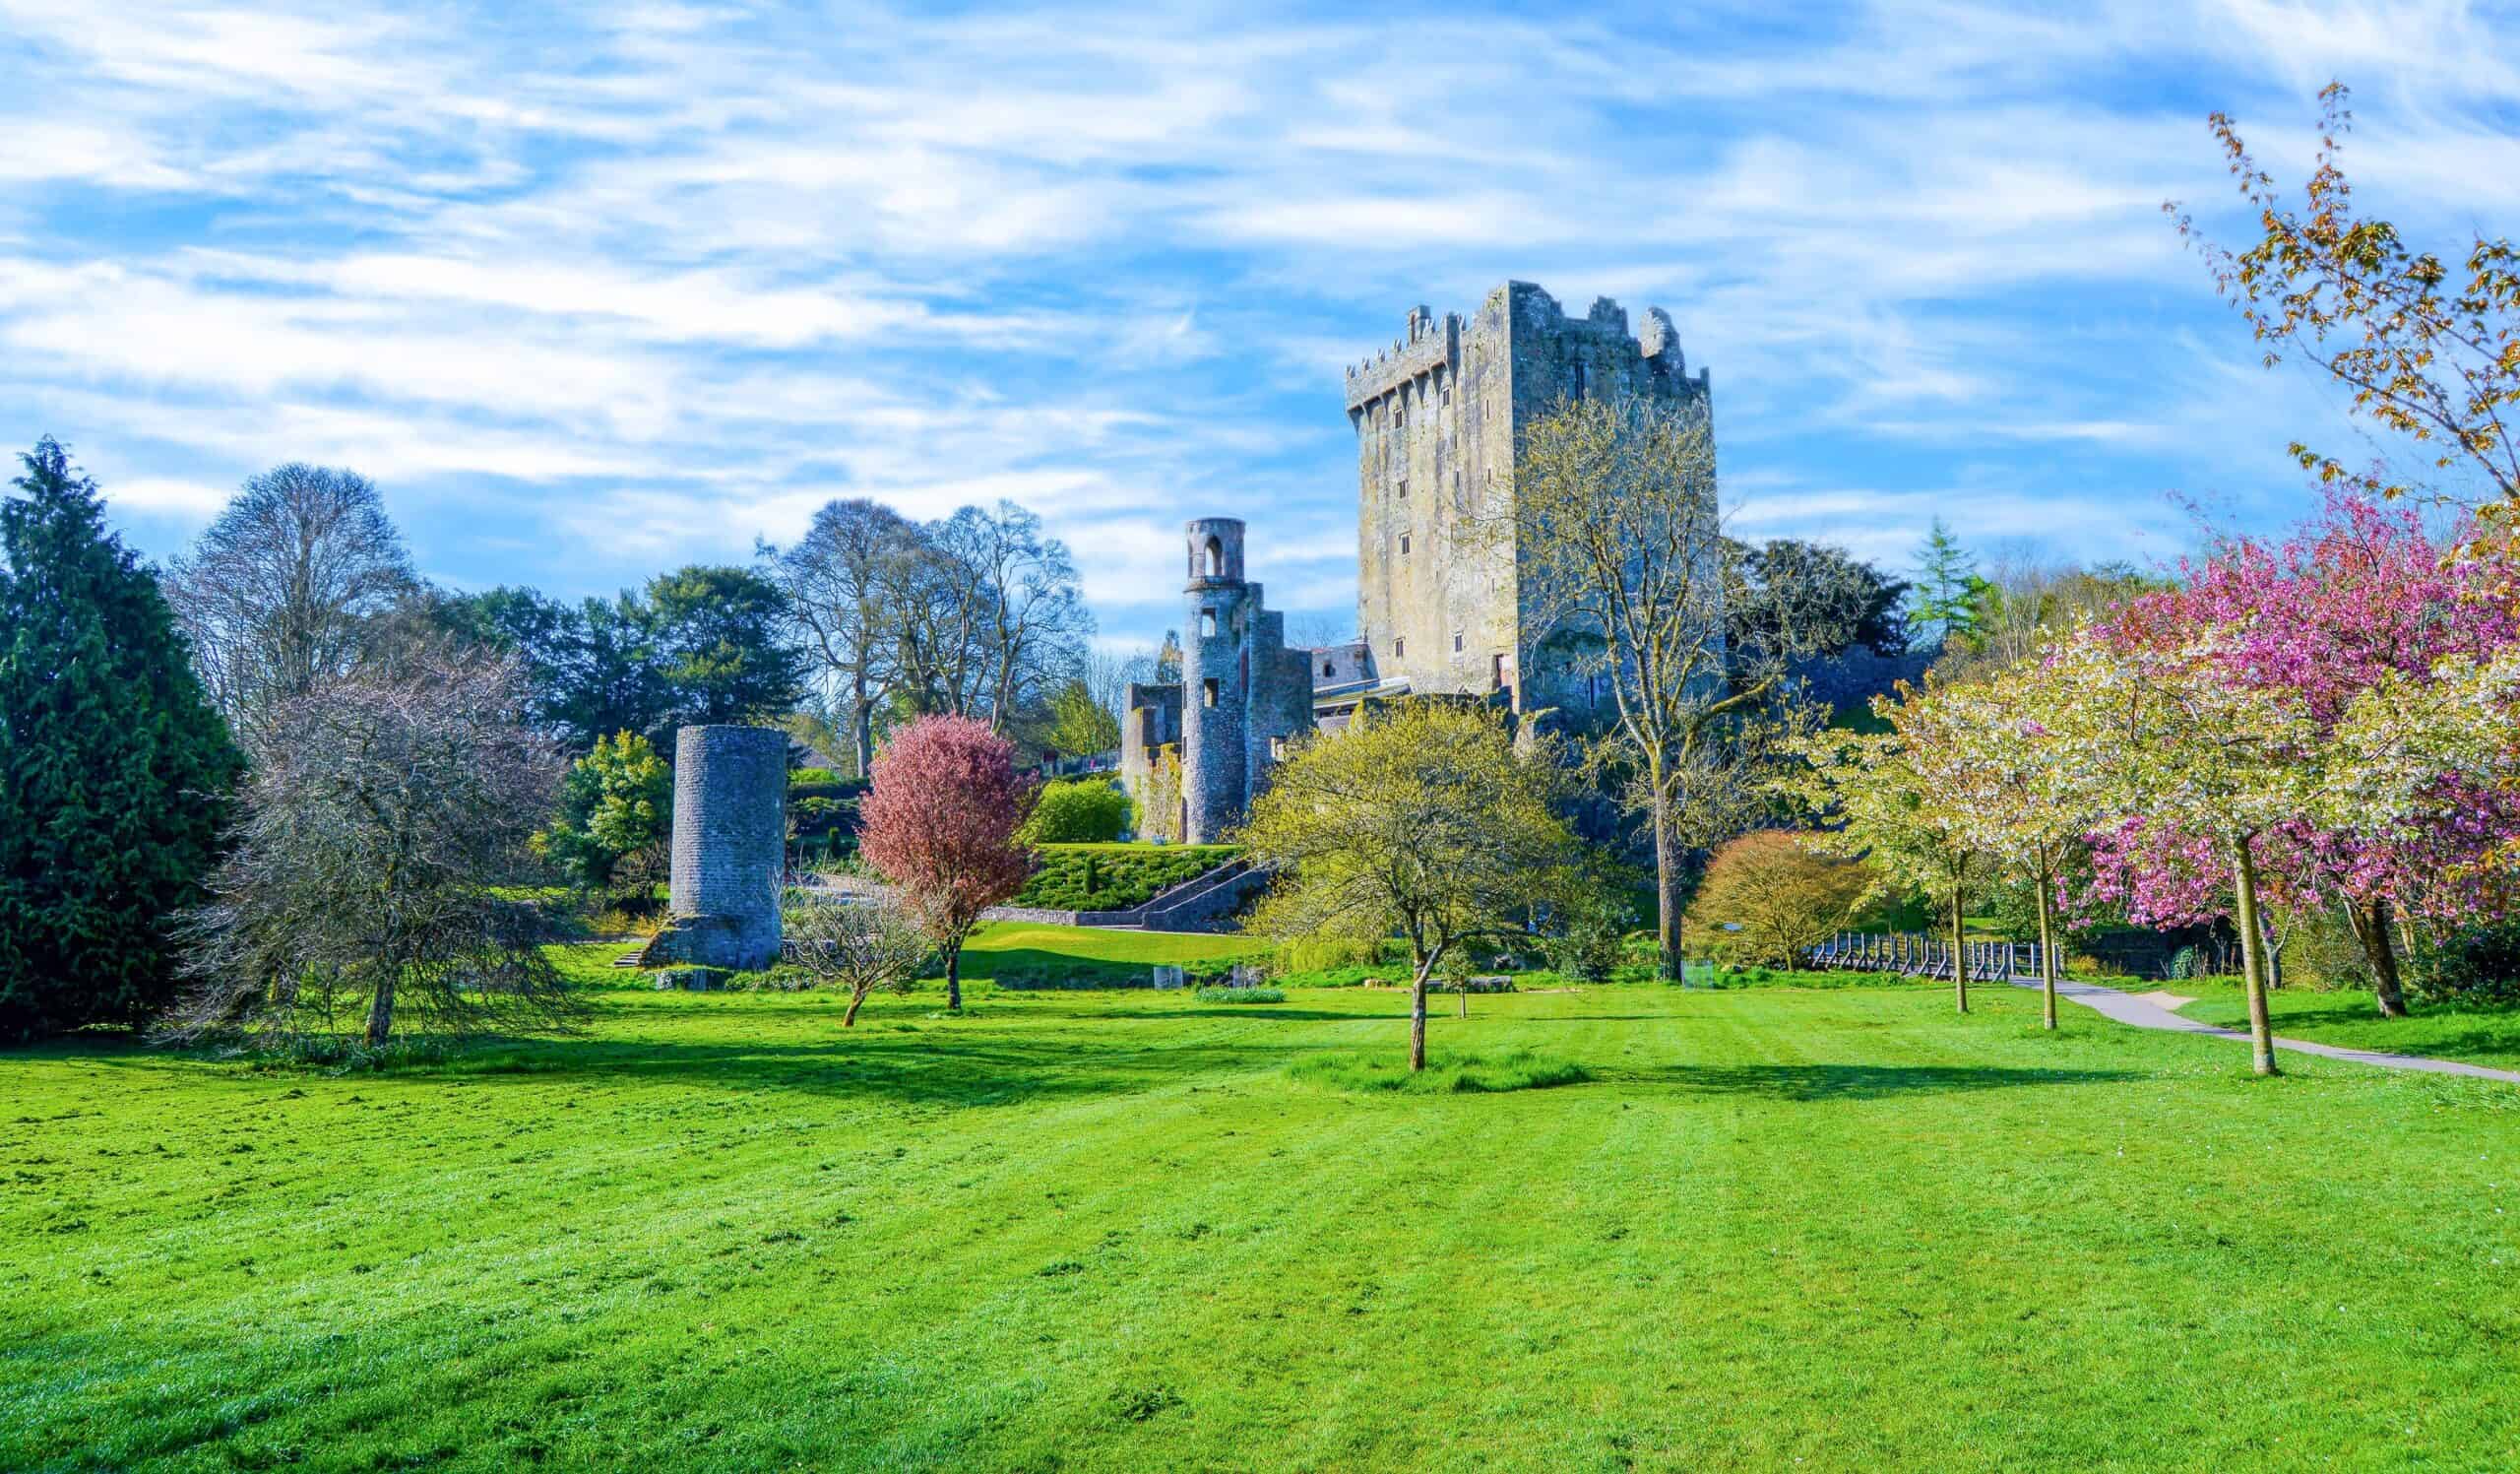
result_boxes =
[1457,977,1468,1018]
[850,668,873,780]
[2035,865,2057,1032]
[2350,896,2410,1019]
[944,943,963,1012]
[1949,867,1969,1015]
[1651,782,1683,982]
[2230,837,2280,1077]
[1410,975,1429,1072]
[843,985,868,1028]
[364,970,394,1048]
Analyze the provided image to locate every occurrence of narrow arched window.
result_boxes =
[1204,537,1224,577]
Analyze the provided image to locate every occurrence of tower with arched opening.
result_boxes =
[1122,519,1315,845]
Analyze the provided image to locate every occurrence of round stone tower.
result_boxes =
[668,725,788,970]
[1181,518,1251,845]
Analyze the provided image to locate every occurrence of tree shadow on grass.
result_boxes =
[54,1031,1314,1111]
[1607,1062,2147,1101]
[1073,1007,1376,1023]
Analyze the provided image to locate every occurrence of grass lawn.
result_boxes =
[7,940,2520,1470]
[2154,978,2520,1071]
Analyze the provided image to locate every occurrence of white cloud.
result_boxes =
[4,0,2513,639]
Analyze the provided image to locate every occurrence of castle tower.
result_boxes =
[1343,281,1711,716]
[667,725,788,969]
[1181,518,1252,845]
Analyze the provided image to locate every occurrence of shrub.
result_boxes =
[1684,832,1872,969]
[1025,779,1130,844]
[789,766,841,787]
[2415,921,2520,1004]
[1194,986,1285,1003]
[1543,905,1631,984]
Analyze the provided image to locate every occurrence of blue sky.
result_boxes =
[5,1,2517,656]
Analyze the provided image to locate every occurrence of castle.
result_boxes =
[1123,280,1712,842]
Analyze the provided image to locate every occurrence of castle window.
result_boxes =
[1199,609,1217,638]
[1203,537,1224,578]
[1394,638,1405,658]
[1202,678,1219,708]
[1269,736,1286,761]
[1492,653,1507,689]
[1399,535,1411,556]
[1321,659,1334,677]
[1397,479,1407,499]
[1441,385,1452,407]
[1393,405,1405,428]
[1453,632,1464,653]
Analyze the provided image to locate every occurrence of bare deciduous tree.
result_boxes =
[166,647,574,1050]
[164,464,417,741]
[783,893,934,1026]
[766,499,917,777]
[938,501,1095,729]
[1499,393,1858,979]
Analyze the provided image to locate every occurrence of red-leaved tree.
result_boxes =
[857,715,1038,1009]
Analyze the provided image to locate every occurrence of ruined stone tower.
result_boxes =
[1343,281,1712,714]
[667,725,788,970]
[1181,518,1250,844]
[1124,521,1315,845]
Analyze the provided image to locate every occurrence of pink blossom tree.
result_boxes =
[857,715,1039,1010]
[2078,493,2520,1016]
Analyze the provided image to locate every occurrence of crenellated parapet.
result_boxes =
[1344,305,1462,412]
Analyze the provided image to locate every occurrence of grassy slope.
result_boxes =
[2160,980,2520,1070]
[6,960,2520,1471]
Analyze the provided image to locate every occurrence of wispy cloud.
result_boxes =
[2,0,2511,640]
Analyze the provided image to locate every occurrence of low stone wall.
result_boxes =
[979,904,1144,928]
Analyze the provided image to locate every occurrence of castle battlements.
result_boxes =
[1344,305,1462,412]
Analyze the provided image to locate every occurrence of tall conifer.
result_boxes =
[0,438,243,1039]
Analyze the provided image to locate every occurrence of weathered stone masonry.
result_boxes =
[1346,280,1710,716]
[1123,520,1315,845]
[665,725,788,970]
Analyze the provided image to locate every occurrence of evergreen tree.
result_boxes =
[0,439,244,1039]
[1907,518,1981,654]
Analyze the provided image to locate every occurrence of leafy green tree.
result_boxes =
[1907,518,1980,654]
[1780,677,1983,1013]
[1240,701,1584,1070]
[642,564,807,735]
[0,439,244,1040]
[536,731,672,890]
[1044,675,1120,757]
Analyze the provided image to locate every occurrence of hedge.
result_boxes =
[1011,844,1240,911]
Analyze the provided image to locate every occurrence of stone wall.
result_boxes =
[666,725,788,970]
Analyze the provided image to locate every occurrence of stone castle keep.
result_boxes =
[1123,280,1713,839]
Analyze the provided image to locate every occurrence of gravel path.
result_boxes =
[2012,975,2520,1084]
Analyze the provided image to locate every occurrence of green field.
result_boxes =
[2159,979,2520,1070]
[7,935,2520,1470]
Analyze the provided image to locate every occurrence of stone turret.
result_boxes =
[1181,518,1253,845]
[666,725,788,970]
